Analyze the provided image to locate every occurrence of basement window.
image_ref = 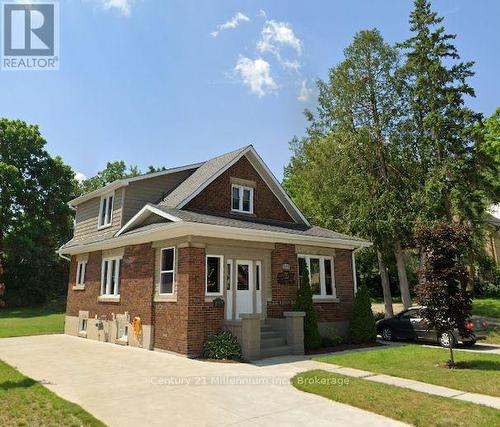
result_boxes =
[231,184,253,214]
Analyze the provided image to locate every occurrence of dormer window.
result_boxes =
[98,192,114,228]
[231,184,253,214]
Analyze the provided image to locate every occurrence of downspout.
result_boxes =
[58,251,70,261]
[352,247,362,294]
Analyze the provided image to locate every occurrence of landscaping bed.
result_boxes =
[316,344,500,397]
[292,370,500,427]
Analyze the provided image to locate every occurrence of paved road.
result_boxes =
[0,335,406,427]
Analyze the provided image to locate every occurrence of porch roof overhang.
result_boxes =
[58,219,372,257]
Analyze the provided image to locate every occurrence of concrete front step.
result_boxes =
[261,330,281,339]
[261,336,286,348]
[261,345,294,358]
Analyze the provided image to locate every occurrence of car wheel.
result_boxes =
[381,327,393,341]
[438,331,456,348]
[462,340,476,347]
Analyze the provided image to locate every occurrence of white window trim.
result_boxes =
[75,261,87,288]
[100,256,122,298]
[206,255,224,296]
[231,184,254,214]
[159,247,176,295]
[97,191,115,230]
[297,254,337,299]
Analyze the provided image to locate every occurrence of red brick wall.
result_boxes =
[267,243,299,317]
[65,244,155,324]
[153,246,224,357]
[314,249,355,322]
[185,156,294,223]
[267,244,355,323]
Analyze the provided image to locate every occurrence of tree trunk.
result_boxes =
[394,240,411,309]
[377,249,393,318]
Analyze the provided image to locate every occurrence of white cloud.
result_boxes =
[75,172,87,183]
[257,20,302,56]
[234,56,277,97]
[257,9,267,19]
[298,79,313,102]
[95,0,134,16]
[281,59,301,71]
[211,12,250,37]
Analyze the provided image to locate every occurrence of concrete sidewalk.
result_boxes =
[303,361,500,410]
[0,335,407,427]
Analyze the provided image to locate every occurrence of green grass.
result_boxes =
[472,298,500,319]
[316,345,500,397]
[0,306,65,338]
[484,327,500,344]
[0,359,104,426]
[292,370,500,427]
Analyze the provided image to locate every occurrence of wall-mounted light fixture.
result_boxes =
[282,260,290,271]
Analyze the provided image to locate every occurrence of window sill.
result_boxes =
[154,294,177,303]
[78,331,87,338]
[115,338,128,346]
[97,224,112,231]
[98,295,120,303]
[72,285,85,291]
[313,297,340,303]
[230,209,255,216]
[205,295,223,302]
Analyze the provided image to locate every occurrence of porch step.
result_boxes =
[260,323,274,333]
[261,330,281,339]
[261,336,286,348]
[261,345,294,358]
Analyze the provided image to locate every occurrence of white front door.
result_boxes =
[235,260,253,319]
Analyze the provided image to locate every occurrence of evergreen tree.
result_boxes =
[294,261,321,350]
[349,285,377,343]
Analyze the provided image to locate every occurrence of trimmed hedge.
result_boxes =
[202,330,241,360]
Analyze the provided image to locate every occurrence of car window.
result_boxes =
[400,309,420,319]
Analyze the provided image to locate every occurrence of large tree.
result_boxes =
[285,29,416,314]
[0,119,77,306]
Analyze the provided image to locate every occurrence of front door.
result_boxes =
[235,260,253,319]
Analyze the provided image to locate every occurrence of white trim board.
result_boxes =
[115,204,182,237]
[59,221,372,256]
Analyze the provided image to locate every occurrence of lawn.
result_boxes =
[472,298,500,319]
[0,359,103,426]
[316,345,500,397]
[0,306,65,338]
[292,370,500,427]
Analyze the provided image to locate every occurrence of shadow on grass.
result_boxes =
[0,377,36,391]
[0,307,64,319]
[455,360,500,371]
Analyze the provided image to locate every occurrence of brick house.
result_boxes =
[59,146,370,359]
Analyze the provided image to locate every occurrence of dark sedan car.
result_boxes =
[376,307,488,347]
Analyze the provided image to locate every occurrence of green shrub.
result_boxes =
[349,285,377,343]
[294,261,322,349]
[321,325,344,347]
[202,331,241,360]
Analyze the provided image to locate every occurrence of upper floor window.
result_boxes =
[298,255,336,298]
[76,261,87,287]
[101,256,121,297]
[160,247,175,295]
[231,184,253,214]
[98,192,114,228]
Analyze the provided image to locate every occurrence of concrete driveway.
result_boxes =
[0,335,406,427]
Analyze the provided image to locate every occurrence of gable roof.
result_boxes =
[68,161,203,207]
[160,145,310,226]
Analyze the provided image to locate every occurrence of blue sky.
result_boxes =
[1,0,499,182]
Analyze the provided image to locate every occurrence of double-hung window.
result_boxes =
[100,257,121,297]
[76,261,87,287]
[231,184,253,214]
[298,255,336,298]
[98,192,114,228]
[206,255,223,296]
[159,247,175,295]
